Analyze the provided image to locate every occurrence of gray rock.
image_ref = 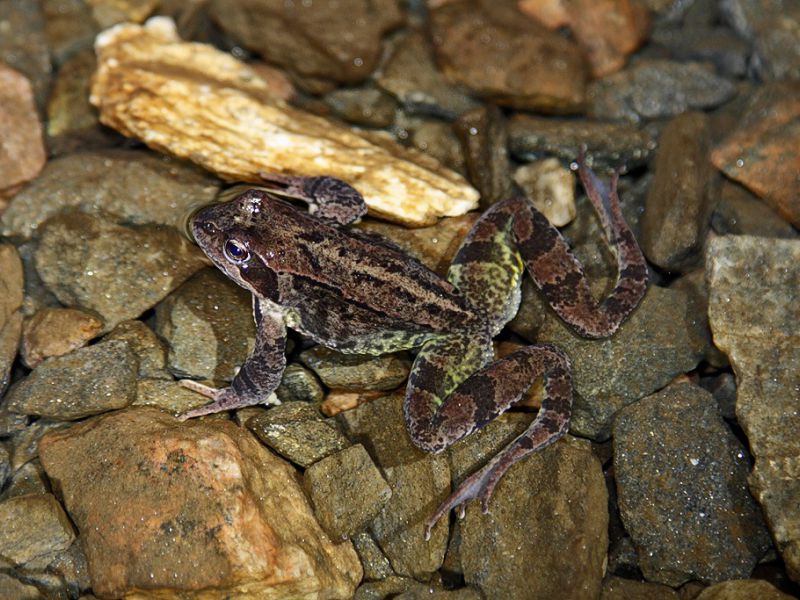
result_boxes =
[325,85,398,128]
[275,363,324,404]
[712,180,798,240]
[156,268,254,382]
[0,573,42,599]
[304,444,392,540]
[459,436,607,600]
[339,393,450,579]
[614,381,772,586]
[650,26,750,77]
[132,379,210,416]
[247,402,350,468]
[355,576,483,599]
[42,0,99,66]
[14,240,59,318]
[1,149,219,238]
[670,269,728,368]
[376,30,478,119]
[6,340,138,420]
[707,235,800,582]
[695,579,796,600]
[35,212,206,333]
[0,0,51,110]
[508,115,656,172]
[0,460,49,501]
[588,60,737,123]
[105,320,170,380]
[0,443,9,491]
[351,532,394,582]
[7,419,71,472]
[300,346,411,392]
[0,493,76,566]
[642,112,718,272]
[0,244,24,396]
[396,115,466,175]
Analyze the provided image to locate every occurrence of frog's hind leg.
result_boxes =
[406,337,571,539]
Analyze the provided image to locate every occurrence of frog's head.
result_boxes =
[189,189,281,299]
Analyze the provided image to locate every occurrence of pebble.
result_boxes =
[512,158,577,227]
[299,346,411,392]
[0,244,23,396]
[20,307,103,368]
[0,493,75,566]
[0,0,51,110]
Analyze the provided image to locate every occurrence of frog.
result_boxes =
[178,160,648,538]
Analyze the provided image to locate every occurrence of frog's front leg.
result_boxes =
[258,173,367,226]
[178,298,287,419]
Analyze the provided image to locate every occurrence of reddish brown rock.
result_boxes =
[21,307,104,368]
[0,65,45,196]
[519,0,650,77]
[711,83,800,228]
[430,0,587,113]
[39,407,361,598]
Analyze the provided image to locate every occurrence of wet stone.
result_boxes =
[104,319,170,379]
[339,393,450,579]
[132,378,210,416]
[35,212,206,333]
[42,0,99,66]
[430,0,587,113]
[707,235,800,582]
[0,460,49,501]
[670,269,728,369]
[155,268,254,382]
[401,117,467,176]
[21,307,104,369]
[460,436,607,600]
[0,244,24,396]
[710,82,800,229]
[588,59,737,123]
[7,418,71,472]
[6,340,138,420]
[276,363,324,404]
[38,407,361,598]
[247,402,350,468]
[86,0,157,27]
[376,29,479,119]
[0,65,46,196]
[209,0,403,84]
[513,158,577,227]
[351,532,394,582]
[1,149,219,238]
[508,115,655,172]
[454,105,515,209]
[299,346,411,392]
[0,493,76,566]
[0,573,42,600]
[0,0,51,110]
[601,576,680,599]
[304,444,392,540]
[14,240,60,318]
[641,112,718,272]
[695,579,796,600]
[614,381,772,586]
[0,444,9,491]
[650,26,749,77]
[355,577,483,599]
[712,180,798,240]
[324,85,398,128]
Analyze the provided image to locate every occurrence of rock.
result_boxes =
[712,180,798,239]
[299,346,411,392]
[6,340,138,420]
[42,0,99,66]
[670,269,728,368]
[508,115,656,172]
[459,435,607,600]
[1,149,219,238]
[0,460,49,501]
[520,0,650,77]
[0,493,76,566]
[46,49,119,154]
[339,394,449,578]
[0,573,42,600]
[320,390,387,418]
[614,381,771,585]
[0,0,51,110]
[304,444,392,540]
[694,578,796,600]
[0,444,9,491]
[650,26,749,77]
[275,363,324,404]
[358,214,477,277]
[355,577,483,599]
[710,82,800,228]
[34,212,206,332]
[453,105,515,209]
[133,378,210,416]
[0,65,46,196]
[376,30,478,119]
[156,268,254,382]
[707,235,800,582]
[105,319,170,379]
[20,307,104,368]
[85,0,157,27]
[324,85,398,128]
[0,244,24,395]
[90,17,478,226]
[588,59,737,123]
[600,576,680,600]
[401,116,467,176]
[7,418,70,472]
[641,112,718,272]
[513,158,576,227]
[351,532,393,582]
[721,0,800,81]
[38,407,361,598]
[209,0,402,84]
[247,402,350,468]
[430,0,587,113]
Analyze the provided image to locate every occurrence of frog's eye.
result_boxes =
[223,239,250,264]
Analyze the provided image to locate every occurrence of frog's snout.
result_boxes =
[180,202,215,244]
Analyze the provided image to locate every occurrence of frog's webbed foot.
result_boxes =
[257,172,367,226]
[177,379,280,420]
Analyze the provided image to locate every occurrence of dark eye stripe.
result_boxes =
[224,239,250,264]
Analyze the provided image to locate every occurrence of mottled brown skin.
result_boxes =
[179,164,648,537]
